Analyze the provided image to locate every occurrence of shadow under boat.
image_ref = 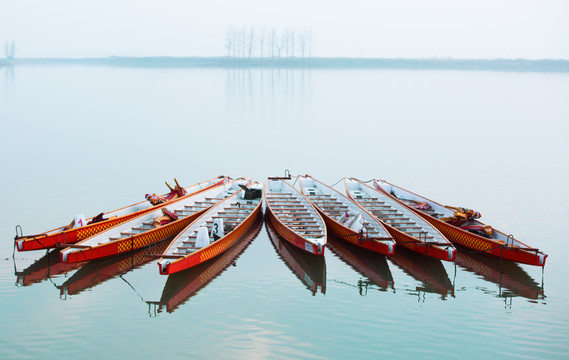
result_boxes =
[454,246,544,300]
[326,235,392,293]
[15,249,87,287]
[389,247,454,300]
[265,215,326,295]
[152,216,263,313]
[58,238,172,297]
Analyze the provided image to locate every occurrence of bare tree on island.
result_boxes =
[4,41,15,60]
[276,34,284,59]
[258,28,266,59]
[270,28,277,60]
[225,28,235,60]
[238,27,247,60]
[290,30,295,59]
[298,30,308,61]
[283,31,290,60]
[308,30,313,59]
[247,27,256,61]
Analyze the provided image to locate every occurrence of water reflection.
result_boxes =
[151,217,263,314]
[225,68,311,124]
[389,247,454,300]
[326,235,393,294]
[15,249,86,287]
[3,64,14,96]
[265,216,326,295]
[57,239,171,297]
[455,248,545,300]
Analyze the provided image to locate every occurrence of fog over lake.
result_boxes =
[1,1,569,359]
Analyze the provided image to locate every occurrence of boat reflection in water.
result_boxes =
[266,216,326,295]
[152,217,263,313]
[326,235,392,294]
[455,248,545,300]
[389,247,454,300]
[15,249,86,287]
[58,239,171,297]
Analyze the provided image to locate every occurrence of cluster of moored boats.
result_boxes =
[15,175,547,276]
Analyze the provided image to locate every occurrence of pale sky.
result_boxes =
[1,0,568,59]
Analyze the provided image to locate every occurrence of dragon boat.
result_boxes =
[60,178,248,263]
[16,176,229,252]
[373,179,547,266]
[157,182,263,275]
[264,177,327,255]
[345,178,455,262]
[298,175,395,256]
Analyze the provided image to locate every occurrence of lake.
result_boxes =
[1,65,568,359]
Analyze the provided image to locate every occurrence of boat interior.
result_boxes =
[164,183,263,258]
[64,180,248,251]
[299,177,390,239]
[266,179,325,241]
[373,180,523,245]
[345,179,446,244]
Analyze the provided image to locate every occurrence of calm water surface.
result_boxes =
[1,65,568,359]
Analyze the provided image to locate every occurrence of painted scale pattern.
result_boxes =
[416,211,542,265]
[21,178,227,251]
[198,207,261,264]
[66,209,207,263]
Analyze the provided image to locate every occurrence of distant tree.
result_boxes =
[308,30,313,58]
[298,30,308,60]
[247,27,256,61]
[5,41,15,60]
[276,34,284,59]
[225,28,235,59]
[259,28,266,59]
[238,27,247,60]
[270,28,277,59]
[283,31,290,59]
[290,30,295,58]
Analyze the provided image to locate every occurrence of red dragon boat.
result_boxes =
[60,178,247,263]
[373,179,547,267]
[345,178,455,262]
[298,175,396,256]
[264,177,327,255]
[16,176,229,252]
[157,181,263,275]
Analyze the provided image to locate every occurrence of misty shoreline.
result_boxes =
[1,56,568,72]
